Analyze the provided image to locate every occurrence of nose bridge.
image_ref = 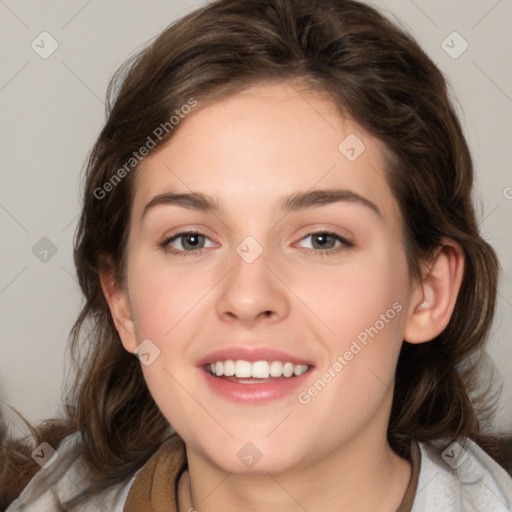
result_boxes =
[215,235,290,324]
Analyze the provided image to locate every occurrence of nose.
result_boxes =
[214,246,290,327]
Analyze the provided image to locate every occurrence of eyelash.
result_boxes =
[158,230,353,257]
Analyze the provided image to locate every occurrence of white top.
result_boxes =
[6,432,512,511]
[411,438,512,511]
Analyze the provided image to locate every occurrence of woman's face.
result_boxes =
[118,81,415,473]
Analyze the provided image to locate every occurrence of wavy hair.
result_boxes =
[1,0,510,508]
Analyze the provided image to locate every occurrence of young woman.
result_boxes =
[2,0,512,510]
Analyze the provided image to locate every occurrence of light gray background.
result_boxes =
[1,0,511,437]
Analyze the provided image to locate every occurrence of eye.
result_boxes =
[295,231,353,255]
[159,231,215,255]
[159,229,353,257]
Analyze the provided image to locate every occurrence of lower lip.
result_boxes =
[199,367,313,403]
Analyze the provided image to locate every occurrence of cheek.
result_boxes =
[293,241,410,410]
[126,252,212,341]
[126,257,208,429]
[294,244,408,343]
[293,252,408,442]
[125,252,218,419]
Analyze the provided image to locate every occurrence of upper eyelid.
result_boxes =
[163,221,353,239]
[293,224,354,241]
[162,226,217,242]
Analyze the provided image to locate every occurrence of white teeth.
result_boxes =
[235,360,252,378]
[252,361,270,378]
[269,361,283,377]
[223,359,235,376]
[207,359,310,378]
[283,362,295,378]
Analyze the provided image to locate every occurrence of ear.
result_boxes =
[99,256,138,354]
[403,238,465,344]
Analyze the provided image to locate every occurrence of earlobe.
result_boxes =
[98,259,138,354]
[403,239,465,344]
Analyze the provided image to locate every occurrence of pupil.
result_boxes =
[184,234,202,250]
[313,233,334,249]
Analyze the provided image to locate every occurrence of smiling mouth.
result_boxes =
[204,359,311,383]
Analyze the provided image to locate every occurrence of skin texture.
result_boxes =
[101,82,464,512]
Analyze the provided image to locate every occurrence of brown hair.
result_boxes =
[2,0,511,508]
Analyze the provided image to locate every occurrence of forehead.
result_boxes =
[132,81,400,223]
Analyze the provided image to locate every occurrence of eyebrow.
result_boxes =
[141,188,382,220]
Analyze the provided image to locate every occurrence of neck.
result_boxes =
[178,421,411,512]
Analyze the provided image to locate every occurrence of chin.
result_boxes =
[195,434,306,474]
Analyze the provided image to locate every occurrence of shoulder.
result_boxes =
[411,436,512,512]
[5,431,139,512]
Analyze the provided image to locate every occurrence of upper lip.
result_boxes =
[196,346,315,367]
